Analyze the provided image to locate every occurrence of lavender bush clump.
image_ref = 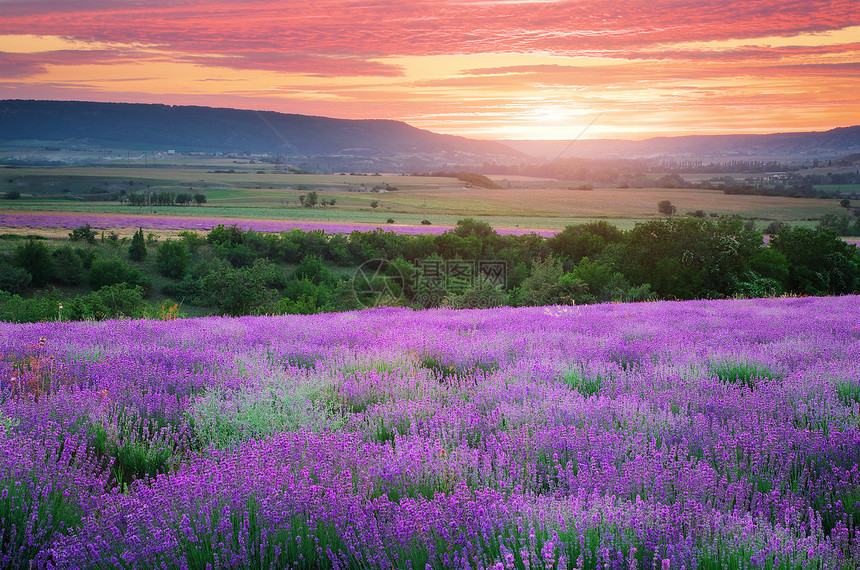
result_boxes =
[0,296,858,568]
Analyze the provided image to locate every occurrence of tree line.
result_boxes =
[126,191,207,206]
[0,217,857,323]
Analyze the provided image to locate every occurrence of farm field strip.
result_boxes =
[2,296,859,568]
[3,166,851,223]
[0,210,560,237]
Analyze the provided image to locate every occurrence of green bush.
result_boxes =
[89,258,151,293]
[65,284,148,321]
[0,262,31,294]
[156,239,192,278]
[515,256,589,306]
[68,223,97,244]
[290,255,335,287]
[770,226,860,295]
[0,288,64,322]
[52,245,86,285]
[13,239,53,287]
[445,275,507,309]
[128,228,147,261]
[201,258,280,316]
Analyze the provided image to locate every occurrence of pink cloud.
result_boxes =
[0,49,149,78]
[1,0,857,60]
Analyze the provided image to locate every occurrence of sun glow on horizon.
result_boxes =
[0,2,857,139]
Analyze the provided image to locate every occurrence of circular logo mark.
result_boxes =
[351,259,405,308]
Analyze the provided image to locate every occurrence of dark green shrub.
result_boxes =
[52,245,86,285]
[66,284,148,320]
[291,255,334,287]
[156,239,192,278]
[770,226,860,295]
[207,224,244,246]
[201,258,280,316]
[13,239,53,287]
[178,230,205,253]
[211,242,257,268]
[0,262,31,293]
[69,223,97,244]
[128,228,147,261]
[89,259,151,293]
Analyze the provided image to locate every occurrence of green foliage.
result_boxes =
[51,245,86,286]
[711,362,778,390]
[177,230,205,253]
[0,474,85,566]
[13,239,53,287]
[561,368,603,397]
[201,258,282,316]
[621,217,764,299]
[0,288,63,322]
[89,258,151,293]
[65,284,148,320]
[291,255,335,287]
[128,227,147,261]
[550,221,622,265]
[452,217,495,240]
[515,256,590,306]
[658,199,677,215]
[567,257,654,303]
[155,239,192,278]
[429,171,501,189]
[88,420,174,489]
[445,274,507,309]
[325,279,366,312]
[206,223,245,247]
[0,262,31,294]
[188,380,342,448]
[770,226,860,295]
[272,277,331,315]
[818,212,855,236]
[68,223,97,244]
[835,380,860,407]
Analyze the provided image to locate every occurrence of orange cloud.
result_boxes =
[0,0,857,138]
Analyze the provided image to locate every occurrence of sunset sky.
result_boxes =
[1,0,858,140]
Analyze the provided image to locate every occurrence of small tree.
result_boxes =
[841,199,851,209]
[0,262,31,293]
[156,239,192,278]
[52,246,86,285]
[658,200,676,216]
[370,200,379,210]
[306,191,319,208]
[193,193,207,205]
[69,223,97,244]
[128,227,147,261]
[89,259,151,292]
[13,239,53,287]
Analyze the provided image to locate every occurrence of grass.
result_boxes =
[710,361,779,390]
[2,163,852,232]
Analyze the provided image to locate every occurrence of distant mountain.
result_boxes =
[500,126,860,162]
[0,100,523,169]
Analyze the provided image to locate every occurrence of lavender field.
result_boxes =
[2,296,859,569]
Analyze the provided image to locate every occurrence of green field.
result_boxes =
[2,163,851,231]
